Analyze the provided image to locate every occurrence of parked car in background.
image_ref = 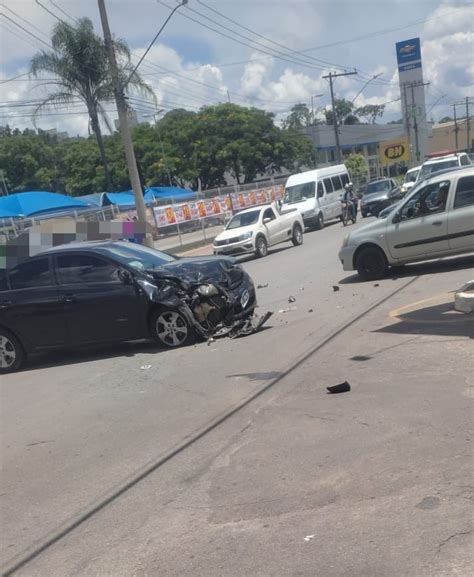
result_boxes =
[213,202,304,258]
[417,152,471,183]
[400,165,421,194]
[339,166,474,280]
[0,241,257,372]
[282,165,350,229]
[360,178,403,217]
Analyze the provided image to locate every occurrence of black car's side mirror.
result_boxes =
[118,269,133,284]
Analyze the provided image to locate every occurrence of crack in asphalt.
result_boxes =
[437,529,474,553]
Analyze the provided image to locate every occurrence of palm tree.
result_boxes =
[31,18,155,191]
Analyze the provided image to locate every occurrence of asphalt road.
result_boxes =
[1,218,473,577]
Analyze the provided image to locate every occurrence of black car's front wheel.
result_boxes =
[0,329,25,373]
[150,308,195,348]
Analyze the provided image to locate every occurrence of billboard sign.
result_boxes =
[379,138,410,166]
[396,38,422,72]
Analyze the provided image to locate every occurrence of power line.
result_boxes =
[157,0,331,72]
[0,2,51,40]
[48,0,78,23]
[0,13,53,49]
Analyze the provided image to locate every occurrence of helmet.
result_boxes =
[344,182,353,191]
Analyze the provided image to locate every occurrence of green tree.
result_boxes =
[438,116,453,123]
[345,153,367,185]
[356,104,385,124]
[325,99,359,125]
[283,103,312,129]
[30,17,154,191]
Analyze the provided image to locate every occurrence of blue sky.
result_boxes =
[1,0,472,135]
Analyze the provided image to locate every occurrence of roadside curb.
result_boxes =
[454,280,474,313]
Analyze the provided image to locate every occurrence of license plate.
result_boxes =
[241,289,250,309]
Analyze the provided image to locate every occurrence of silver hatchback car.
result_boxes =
[339,166,474,280]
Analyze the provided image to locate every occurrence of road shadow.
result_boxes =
[226,371,283,381]
[339,254,474,285]
[22,339,165,373]
[236,245,294,264]
[375,301,473,339]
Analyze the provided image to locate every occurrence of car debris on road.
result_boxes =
[288,296,296,303]
[327,381,351,394]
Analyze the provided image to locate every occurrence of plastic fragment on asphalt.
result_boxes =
[304,535,315,542]
[327,381,351,394]
[308,308,314,313]
[207,337,216,346]
[374,283,380,287]
[140,365,152,370]
[278,307,297,313]
[257,283,269,289]
[332,285,340,292]
[288,296,296,303]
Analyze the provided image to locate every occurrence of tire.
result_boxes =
[255,235,268,258]
[341,207,348,227]
[291,224,303,246]
[361,210,367,218]
[315,212,324,230]
[150,308,195,348]
[0,328,25,374]
[355,246,388,281]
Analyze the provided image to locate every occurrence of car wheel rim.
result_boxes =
[156,311,188,347]
[295,228,302,242]
[0,335,16,368]
[258,239,267,255]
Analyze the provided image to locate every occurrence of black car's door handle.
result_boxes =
[0,300,12,309]
[62,294,77,304]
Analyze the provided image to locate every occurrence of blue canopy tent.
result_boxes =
[149,187,197,201]
[78,193,105,206]
[0,192,93,218]
[102,189,156,207]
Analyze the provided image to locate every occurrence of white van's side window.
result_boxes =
[341,173,350,187]
[323,178,334,193]
[317,181,324,198]
[331,175,343,192]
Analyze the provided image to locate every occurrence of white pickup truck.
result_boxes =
[213,202,304,258]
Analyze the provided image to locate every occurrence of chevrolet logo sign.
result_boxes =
[400,44,416,54]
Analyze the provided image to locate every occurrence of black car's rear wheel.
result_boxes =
[151,308,195,348]
[0,329,25,373]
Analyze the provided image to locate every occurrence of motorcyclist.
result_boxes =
[342,182,357,220]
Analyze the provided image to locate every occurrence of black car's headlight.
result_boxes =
[197,283,220,297]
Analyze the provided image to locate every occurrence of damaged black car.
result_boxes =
[0,241,265,373]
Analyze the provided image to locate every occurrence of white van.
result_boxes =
[282,165,350,229]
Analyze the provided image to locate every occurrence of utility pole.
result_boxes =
[97,0,151,246]
[405,80,429,163]
[402,84,411,163]
[466,97,471,153]
[453,103,459,150]
[322,71,357,164]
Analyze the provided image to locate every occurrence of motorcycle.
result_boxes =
[340,197,357,226]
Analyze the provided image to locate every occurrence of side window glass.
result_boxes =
[401,180,450,220]
[340,173,350,187]
[453,176,474,209]
[263,208,276,221]
[9,257,54,290]
[57,254,119,284]
[460,155,469,166]
[317,181,324,198]
[323,178,334,193]
[331,175,342,192]
[0,269,10,292]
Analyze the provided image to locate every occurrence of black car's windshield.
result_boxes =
[226,210,260,229]
[284,182,315,203]
[365,180,391,195]
[418,159,458,181]
[98,243,176,271]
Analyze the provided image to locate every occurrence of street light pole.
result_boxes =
[97,0,152,246]
[311,93,323,124]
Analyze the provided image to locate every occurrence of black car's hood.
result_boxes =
[146,255,239,284]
